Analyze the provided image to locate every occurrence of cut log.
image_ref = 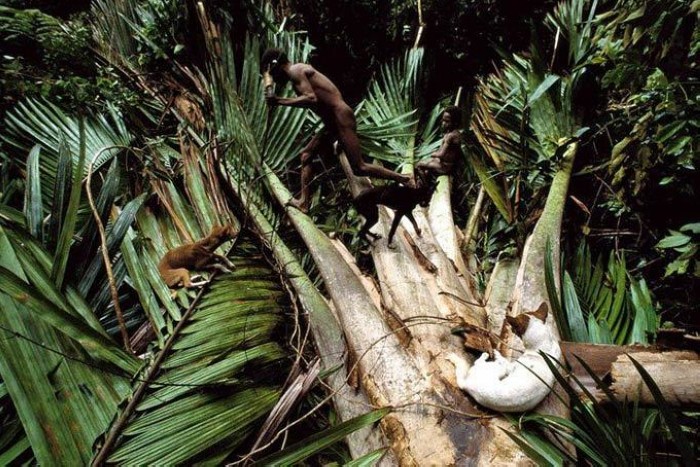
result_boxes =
[607,352,700,407]
[561,342,700,407]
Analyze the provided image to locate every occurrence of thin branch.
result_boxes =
[86,144,133,353]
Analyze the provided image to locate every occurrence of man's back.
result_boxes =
[287,64,348,119]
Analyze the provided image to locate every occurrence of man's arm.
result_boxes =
[266,65,318,108]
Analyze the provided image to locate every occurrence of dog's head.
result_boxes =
[505,302,550,343]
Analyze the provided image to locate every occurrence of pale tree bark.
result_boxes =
[607,352,700,406]
[218,168,391,461]
[562,343,700,406]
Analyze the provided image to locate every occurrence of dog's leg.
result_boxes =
[405,211,421,237]
[189,275,209,287]
[357,207,381,242]
[164,268,191,288]
[212,253,235,269]
[386,213,403,248]
[208,263,232,274]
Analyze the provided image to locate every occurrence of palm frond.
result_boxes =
[22,145,42,238]
[3,99,131,209]
[0,381,32,465]
[549,243,661,345]
[0,220,136,464]
[104,239,288,465]
[255,409,390,466]
[357,48,425,166]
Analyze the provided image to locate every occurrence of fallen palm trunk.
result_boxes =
[353,160,533,462]
[607,352,700,407]
[502,142,578,418]
[217,165,388,460]
[264,167,504,465]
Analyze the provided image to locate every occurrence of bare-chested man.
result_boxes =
[416,106,463,181]
[261,48,411,212]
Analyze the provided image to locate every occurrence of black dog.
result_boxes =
[354,171,438,247]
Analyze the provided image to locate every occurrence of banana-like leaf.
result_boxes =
[52,119,87,289]
[22,145,42,238]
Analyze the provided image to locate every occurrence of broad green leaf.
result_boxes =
[562,271,589,341]
[656,232,690,249]
[52,119,87,289]
[680,223,700,234]
[23,145,43,238]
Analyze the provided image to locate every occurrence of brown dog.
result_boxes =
[158,225,237,288]
[354,171,438,247]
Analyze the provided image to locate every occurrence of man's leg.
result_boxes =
[288,133,323,212]
[415,158,447,188]
[337,120,411,185]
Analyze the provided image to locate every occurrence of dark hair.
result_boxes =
[261,48,288,73]
[444,105,462,127]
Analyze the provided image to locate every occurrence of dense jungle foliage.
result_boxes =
[3,0,695,326]
[0,0,698,464]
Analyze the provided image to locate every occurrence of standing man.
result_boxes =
[261,48,412,212]
[416,105,463,181]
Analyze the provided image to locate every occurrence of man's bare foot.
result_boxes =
[286,197,309,213]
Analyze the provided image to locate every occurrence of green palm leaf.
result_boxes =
[3,99,131,187]
[357,48,425,166]
[22,145,42,238]
[0,221,135,465]
[255,408,389,466]
[104,242,288,465]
